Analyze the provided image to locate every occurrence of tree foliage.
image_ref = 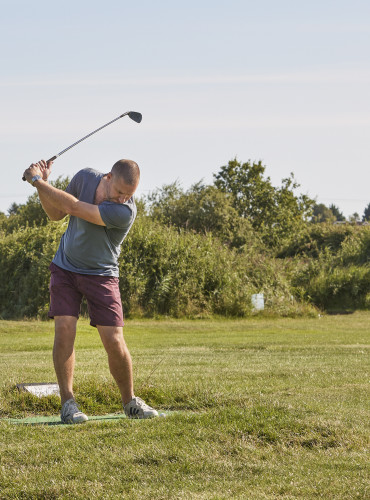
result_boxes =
[0,213,304,319]
[311,203,336,224]
[349,212,361,223]
[1,177,70,234]
[363,202,370,222]
[147,181,262,249]
[213,158,314,246]
[2,162,368,318]
[329,204,346,222]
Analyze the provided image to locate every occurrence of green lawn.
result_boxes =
[0,314,369,499]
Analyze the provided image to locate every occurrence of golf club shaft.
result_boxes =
[22,111,139,181]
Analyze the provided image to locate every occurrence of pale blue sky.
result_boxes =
[1,0,369,216]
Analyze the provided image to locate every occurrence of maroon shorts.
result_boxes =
[48,263,124,327]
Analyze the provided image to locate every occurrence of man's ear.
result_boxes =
[106,172,112,181]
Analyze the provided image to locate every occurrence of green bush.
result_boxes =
[1,196,368,318]
[120,215,303,317]
[290,228,370,312]
[1,177,70,235]
[0,223,66,318]
[147,182,264,250]
[337,228,370,265]
[0,215,308,319]
[278,223,368,259]
[301,265,370,311]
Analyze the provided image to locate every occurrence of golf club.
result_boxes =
[22,111,142,181]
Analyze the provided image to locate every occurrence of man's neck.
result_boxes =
[94,176,107,205]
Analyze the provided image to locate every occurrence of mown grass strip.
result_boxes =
[3,411,177,425]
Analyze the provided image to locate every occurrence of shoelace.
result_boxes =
[62,401,80,417]
[134,397,153,409]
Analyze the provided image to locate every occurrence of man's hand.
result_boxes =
[39,159,53,181]
[23,162,42,184]
[23,160,53,185]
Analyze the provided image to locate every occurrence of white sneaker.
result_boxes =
[124,396,159,419]
[61,399,88,424]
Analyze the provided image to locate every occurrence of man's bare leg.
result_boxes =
[53,316,77,405]
[97,325,134,405]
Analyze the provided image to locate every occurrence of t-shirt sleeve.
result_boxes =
[98,202,134,229]
[65,171,82,197]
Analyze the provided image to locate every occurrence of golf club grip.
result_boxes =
[22,156,57,181]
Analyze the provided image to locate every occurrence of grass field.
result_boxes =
[0,313,369,499]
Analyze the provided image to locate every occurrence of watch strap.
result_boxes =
[31,175,42,186]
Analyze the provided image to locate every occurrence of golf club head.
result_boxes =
[128,111,142,123]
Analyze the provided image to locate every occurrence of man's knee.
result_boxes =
[54,316,77,345]
[98,326,129,353]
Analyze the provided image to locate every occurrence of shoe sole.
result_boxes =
[61,414,89,424]
[125,413,159,419]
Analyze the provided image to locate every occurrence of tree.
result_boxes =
[213,159,274,222]
[213,158,314,246]
[147,181,261,249]
[311,203,336,223]
[0,211,7,229]
[349,212,361,223]
[362,203,370,222]
[329,204,346,221]
[7,203,21,216]
[3,176,70,234]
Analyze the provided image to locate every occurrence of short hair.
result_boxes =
[111,159,140,186]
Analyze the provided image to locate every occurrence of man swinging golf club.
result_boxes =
[23,158,159,423]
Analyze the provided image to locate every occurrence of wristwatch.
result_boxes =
[31,175,42,186]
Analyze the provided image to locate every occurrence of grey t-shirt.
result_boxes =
[52,168,136,276]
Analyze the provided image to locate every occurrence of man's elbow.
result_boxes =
[68,201,81,218]
[48,212,67,221]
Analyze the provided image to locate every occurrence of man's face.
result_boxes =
[106,173,138,204]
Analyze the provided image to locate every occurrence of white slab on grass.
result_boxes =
[17,383,60,398]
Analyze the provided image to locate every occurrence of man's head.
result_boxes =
[105,159,140,204]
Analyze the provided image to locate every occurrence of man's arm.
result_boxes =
[39,189,68,221]
[36,181,106,225]
[23,161,106,226]
[28,160,67,220]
